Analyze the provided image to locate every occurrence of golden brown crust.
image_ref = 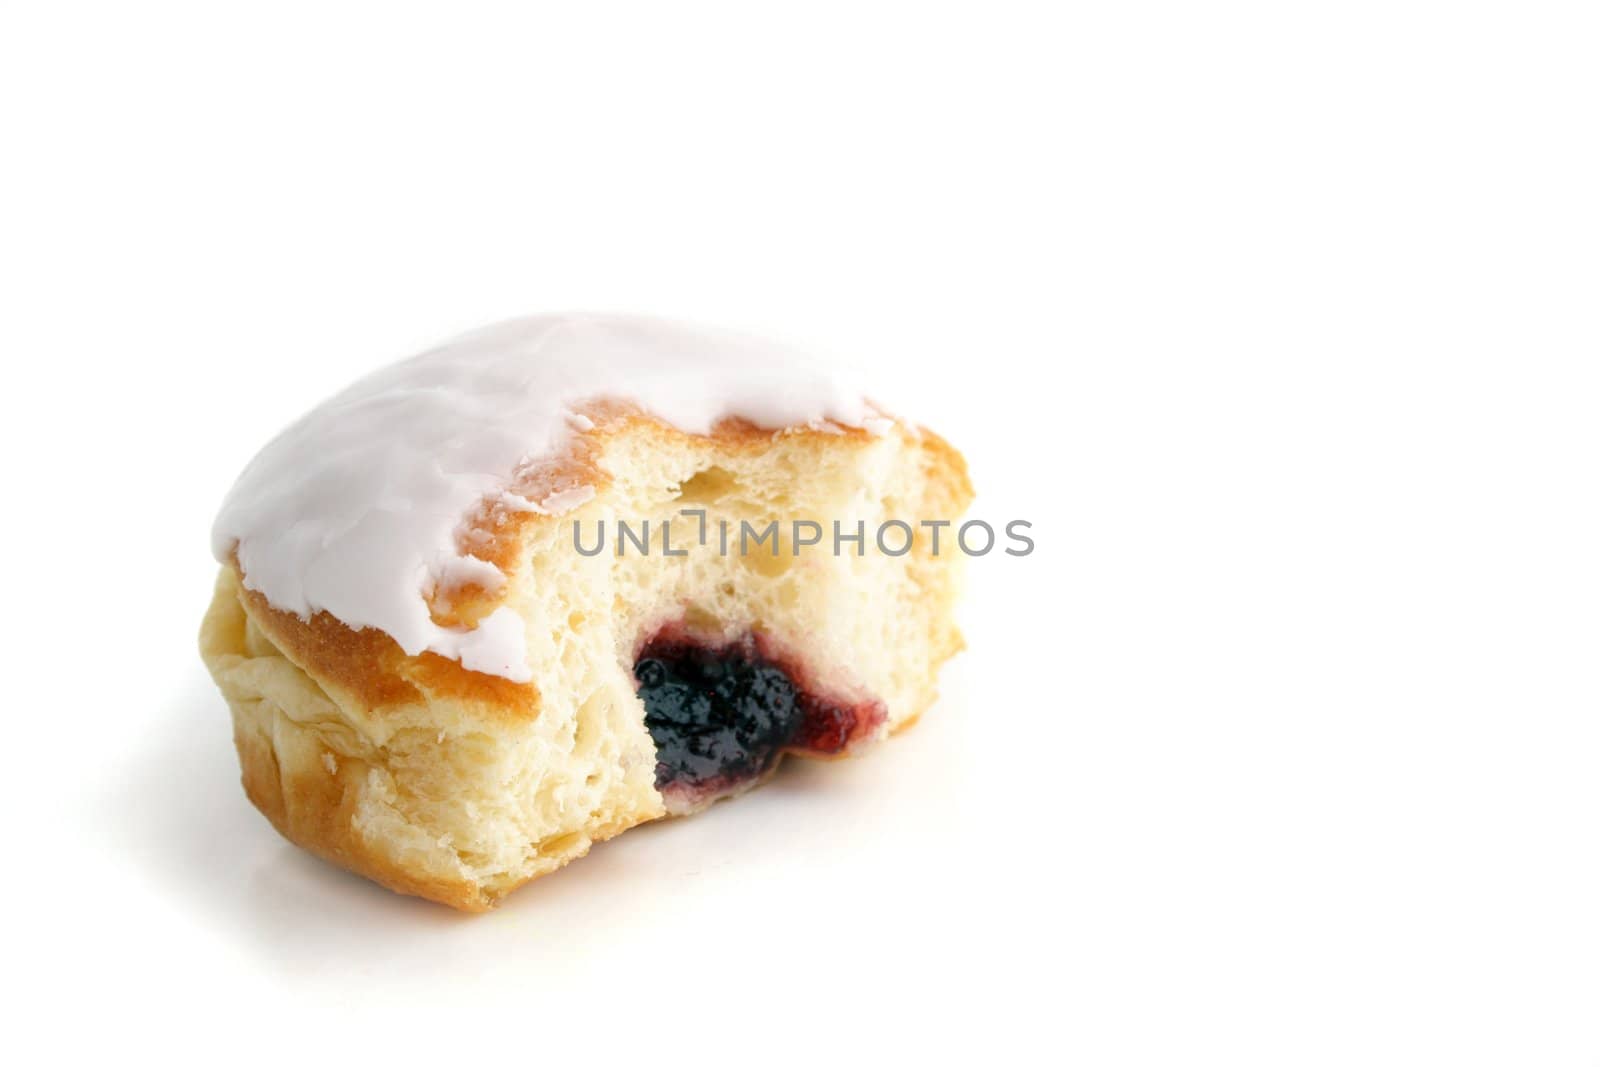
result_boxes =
[207,570,642,911]
[914,425,975,506]
[205,572,496,909]
[230,720,646,912]
[231,716,497,911]
[234,569,542,720]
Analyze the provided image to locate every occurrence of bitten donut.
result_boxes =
[200,313,971,910]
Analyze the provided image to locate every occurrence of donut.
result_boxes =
[200,313,972,910]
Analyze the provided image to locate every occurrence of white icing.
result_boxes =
[211,313,881,682]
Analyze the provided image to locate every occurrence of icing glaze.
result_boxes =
[211,313,882,682]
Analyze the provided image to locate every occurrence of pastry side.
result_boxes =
[200,414,972,910]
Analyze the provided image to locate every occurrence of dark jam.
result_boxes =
[633,628,883,802]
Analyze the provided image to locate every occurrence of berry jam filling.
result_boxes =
[633,627,884,802]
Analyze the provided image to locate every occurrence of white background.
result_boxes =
[3,2,1597,1063]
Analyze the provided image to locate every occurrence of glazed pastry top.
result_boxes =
[211,313,883,681]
